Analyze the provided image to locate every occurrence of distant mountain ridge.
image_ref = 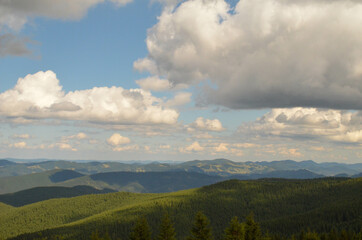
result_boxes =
[0,158,361,178]
[0,168,324,195]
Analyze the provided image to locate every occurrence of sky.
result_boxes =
[0,0,361,163]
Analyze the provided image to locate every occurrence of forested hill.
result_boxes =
[0,185,115,207]
[2,177,361,240]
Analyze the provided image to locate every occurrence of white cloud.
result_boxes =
[110,0,133,7]
[238,108,362,144]
[8,141,27,149]
[61,132,88,142]
[214,143,228,152]
[165,92,192,107]
[136,76,172,92]
[188,117,224,132]
[139,0,362,110]
[182,141,204,152]
[0,71,179,125]
[112,144,139,152]
[278,147,303,157]
[107,133,131,146]
[12,134,30,139]
[159,144,171,149]
[54,143,78,152]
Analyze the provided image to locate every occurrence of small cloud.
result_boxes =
[113,144,139,152]
[136,76,172,92]
[107,133,131,146]
[12,134,30,139]
[183,141,204,152]
[279,148,302,157]
[214,143,228,152]
[188,117,225,132]
[310,146,326,151]
[165,92,192,107]
[233,143,258,148]
[159,144,171,149]
[8,141,27,149]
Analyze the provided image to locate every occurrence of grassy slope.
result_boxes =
[0,170,60,194]
[3,178,362,240]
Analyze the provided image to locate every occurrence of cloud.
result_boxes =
[54,143,77,151]
[0,0,133,57]
[0,0,133,31]
[138,0,362,110]
[182,141,204,152]
[188,117,224,132]
[63,132,88,141]
[112,144,139,152]
[165,92,192,107]
[107,133,131,146]
[214,143,228,152]
[0,34,32,57]
[0,71,179,125]
[238,108,362,144]
[8,141,27,149]
[11,134,30,139]
[136,76,172,92]
[159,144,171,149]
[278,147,303,157]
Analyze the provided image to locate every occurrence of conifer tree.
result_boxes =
[224,216,244,240]
[244,214,261,240]
[158,213,177,240]
[188,211,213,240]
[130,217,152,240]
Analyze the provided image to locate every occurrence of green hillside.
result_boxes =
[0,169,84,194]
[2,178,361,240]
[0,202,13,214]
[0,170,223,195]
[0,186,115,207]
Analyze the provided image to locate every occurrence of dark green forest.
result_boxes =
[1,177,361,240]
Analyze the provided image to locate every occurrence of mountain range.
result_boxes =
[1,158,361,177]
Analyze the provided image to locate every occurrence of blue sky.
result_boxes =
[0,0,361,163]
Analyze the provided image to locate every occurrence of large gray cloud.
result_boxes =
[0,33,31,56]
[137,0,362,110]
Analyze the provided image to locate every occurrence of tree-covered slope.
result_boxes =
[0,169,84,194]
[0,185,115,207]
[3,177,361,240]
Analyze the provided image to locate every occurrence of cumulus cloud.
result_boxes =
[139,0,362,109]
[181,141,204,152]
[188,117,224,132]
[107,133,131,146]
[0,71,179,125]
[238,108,362,144]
